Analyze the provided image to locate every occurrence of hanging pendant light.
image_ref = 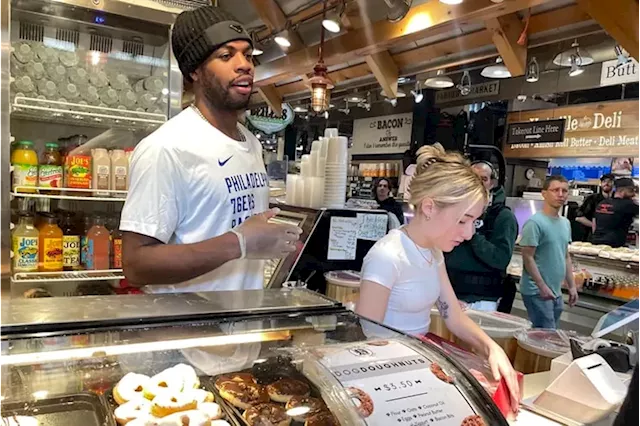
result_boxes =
[481,57,511,79]
[457,70,471,96]
[425,69,454,88]
[383,0,412,22]
[553,39,593,67]
[307,1,334,113]
[568,54,584,77]
[410,81,423,103]
[525,57,539,83]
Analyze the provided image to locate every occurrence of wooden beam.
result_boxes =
[577,0,638,60]
[365,51,399,98]
[258,85,283,116]
[255,0,342,41]
[254,0,553,86]
[250,0,305,52]
[485,13,527,77]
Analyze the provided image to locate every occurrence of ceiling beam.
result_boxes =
[577,0,639,60]
[340,0,370,31]
[365,50,399,98]
[255,0,343,41]
[257,85,283,116]
[250,0,306,52]
[485,13,527,77]
[254,0,553,86]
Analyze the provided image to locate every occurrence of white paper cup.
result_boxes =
[286,174,298,205]
[326,136,348,163]
[300,154,311,177]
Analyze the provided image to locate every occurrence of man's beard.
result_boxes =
[200,70,250,111]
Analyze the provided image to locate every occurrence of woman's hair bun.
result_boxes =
[415,143,468,175]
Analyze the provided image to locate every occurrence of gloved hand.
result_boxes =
[231,208,302,259]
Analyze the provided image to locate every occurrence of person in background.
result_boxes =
[445,161,518,311]
[575,174,614,242]
[398,149,416,202]
[592,178,638,248]
[120,6,301,292]
[373,177,405,225]
[356,144,520,413]
[520,175,578,329]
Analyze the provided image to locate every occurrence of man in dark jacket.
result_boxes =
[445,161,518,311]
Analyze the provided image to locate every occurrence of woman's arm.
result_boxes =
[436,264,520,412]
[355,280,391,323]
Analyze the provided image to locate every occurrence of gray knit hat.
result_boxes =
[171,6,252,82]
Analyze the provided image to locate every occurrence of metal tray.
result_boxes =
[1,392,116,426]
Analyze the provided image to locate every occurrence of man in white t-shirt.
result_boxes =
[120,6,301,293]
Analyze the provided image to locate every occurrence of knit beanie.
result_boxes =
[171,6,252,81]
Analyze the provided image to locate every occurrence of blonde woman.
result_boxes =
[356,144,520,412]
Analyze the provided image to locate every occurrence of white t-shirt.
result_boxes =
[361,228,443,335]
[120,107,269,293]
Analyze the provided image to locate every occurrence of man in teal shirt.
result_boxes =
[520,175,578,328]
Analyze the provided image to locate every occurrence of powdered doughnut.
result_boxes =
[210,421,231,426]
[156,410,210,426]
[114,399,152,425]
[285,396,327,422]
[114,373,150,405]
[218,380,269,410]
[347,387,374,418]
[184,389,214,404]
[242,403,291,426]
[173,363,200,390]
[150,393,197,418]
[197,402,224,420]
[266,378,310,403]
[143,371,184,400]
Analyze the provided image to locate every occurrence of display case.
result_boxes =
[1,289,508,426]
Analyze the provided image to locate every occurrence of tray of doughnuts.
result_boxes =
[105,363,234,426]
[203,356,340,426]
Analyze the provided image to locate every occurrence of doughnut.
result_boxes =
[461,415,486,426]
[304,411,339,426]
[197,402,224,420]
[124,416,161,426]
[214,372,256,390]
[347,387,374,418]
[143,371,184,400]
[173,363,200,390]
[218,380,269,410]
[114,373,151,405]
[150,393,197,418]
[184,389,214,404]
[210,421,231,426]
[266,378,310,403]
[285,396,327,422]
[114,399,152,425]
[155,410,211,426]
[242,403,291,426]
[430,362,454,384]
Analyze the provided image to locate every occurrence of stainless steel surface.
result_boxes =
[1,288,339,330]
[1,0,11,300]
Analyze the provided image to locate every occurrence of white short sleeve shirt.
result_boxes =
[361,228,443,335]
[120,107,269,293]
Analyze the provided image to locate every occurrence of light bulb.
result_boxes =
[322,18,341,33]
[252,47,264,56]
[274,36,291,48]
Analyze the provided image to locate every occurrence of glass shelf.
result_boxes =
[12,269,124,284]
[12,186,127,202]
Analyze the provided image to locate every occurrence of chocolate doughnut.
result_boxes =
[218,380,269,410]
[214,372,256,391]
[430,362,454,384]
[305,411,340,426]
[266,378,310,403]
[461,415,486,426]
[242,403,291,426]
[285,396,327,422]
[347,387,374,418]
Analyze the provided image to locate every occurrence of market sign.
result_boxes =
[503,100,639,158]
[600,59,639,87]
[351,113,412,155]
[506,119,566,144]
[245,103,294,134]
[435,81,500,104]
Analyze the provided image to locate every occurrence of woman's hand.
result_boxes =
[487,343,521,414]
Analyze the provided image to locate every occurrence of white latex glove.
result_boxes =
[231,208,302,259]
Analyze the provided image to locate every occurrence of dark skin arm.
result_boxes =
[122,231,241,287]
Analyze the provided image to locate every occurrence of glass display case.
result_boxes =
[1,289,507,426]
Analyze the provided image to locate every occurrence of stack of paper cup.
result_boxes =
[309,177,325,209]
[323,131,348,208]
[295,176,305,206]
[286,174,298,205]
[317,137,328,178]
[300,154,311,177]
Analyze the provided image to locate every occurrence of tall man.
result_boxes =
[592,178,638,248]
[120,6,301,292]
[520,176,578,329]
[446,161,518,311]
[575,174,614,241]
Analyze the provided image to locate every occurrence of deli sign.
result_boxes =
[503,100,639,158]
[352,113,412,155]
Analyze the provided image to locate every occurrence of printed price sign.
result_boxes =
[314,340,478,426]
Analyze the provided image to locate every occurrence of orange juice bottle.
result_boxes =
[11,141,38,193]
[38,213,63,272]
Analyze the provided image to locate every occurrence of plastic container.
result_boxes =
[11,140,38,192]
[86,215,110,270]
[110,149,128,197]
[38,142,63,194]
[324,270,361,309]
[514,328,588,374]
[12,212,39,272]
[92,148,111,196]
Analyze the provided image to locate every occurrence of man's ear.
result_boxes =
[190,69,199,82]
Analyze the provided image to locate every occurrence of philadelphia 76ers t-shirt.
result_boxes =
[120,106,269,293]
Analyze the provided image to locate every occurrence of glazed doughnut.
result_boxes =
[347,387,374,418]
[114,399,152,425]
[214,372,256,391]
[173,363,200,390]
[150,393,197,418]
[218,380,269,410]
[242,403,291,426]
[304,411,339,426]
[156,410,211,426]
[114,373,151,405]
[266,378,310,403]
[143,371,184,400]
[184,389,214,404]
[285,396,326,422]
[197,402,224,420]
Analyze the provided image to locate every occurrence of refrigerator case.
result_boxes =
[1,289,507,426]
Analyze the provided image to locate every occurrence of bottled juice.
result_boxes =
[11,140,38,193]
[38,142,63,195]
[111,228,123,269]
[92,148,111,197]
[38,213,63,272]
[12,213,39,272]
[80,215,93,268]
[110,149,128,198]
[60,211,81,271]
[86,216,110,270]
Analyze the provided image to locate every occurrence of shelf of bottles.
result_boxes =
[12,186,128,202]
[11,269,125,284]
